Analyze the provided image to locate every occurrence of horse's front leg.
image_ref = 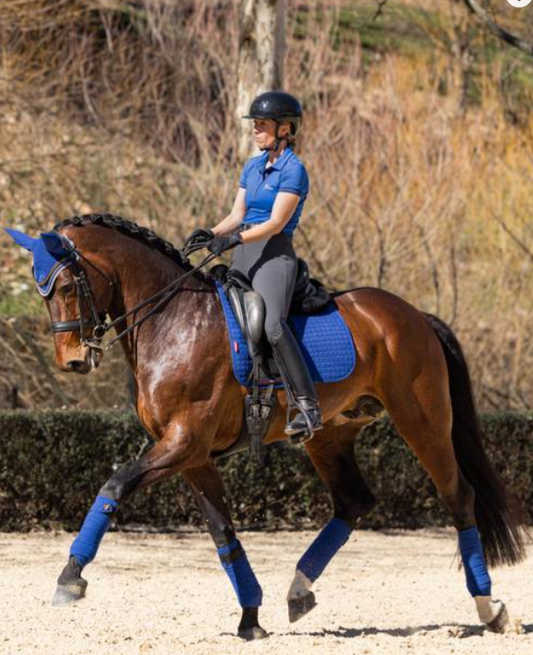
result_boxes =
[184,462,267,641]
[52,421,208,606]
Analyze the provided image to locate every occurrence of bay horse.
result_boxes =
[6,213,526,639]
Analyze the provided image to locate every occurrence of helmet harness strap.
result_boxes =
[262,120,285,152]
[273,121,281,152]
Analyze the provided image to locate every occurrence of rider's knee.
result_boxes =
[265,322,281,345]
[265,318,286,345]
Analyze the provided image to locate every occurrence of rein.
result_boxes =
[50,241,218,351]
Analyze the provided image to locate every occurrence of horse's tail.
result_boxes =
[424,312,526,568]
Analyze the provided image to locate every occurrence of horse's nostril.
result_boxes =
[67,360,85,372]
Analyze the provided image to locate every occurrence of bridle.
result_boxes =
[49,240,218,352]
[50,251,114,347]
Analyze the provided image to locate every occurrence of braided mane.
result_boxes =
[54,213,213,284]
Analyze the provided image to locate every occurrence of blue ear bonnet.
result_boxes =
[4,228,77,297]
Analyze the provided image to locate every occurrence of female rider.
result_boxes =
[184,91,323,439]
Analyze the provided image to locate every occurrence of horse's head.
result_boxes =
[5,227,114,374]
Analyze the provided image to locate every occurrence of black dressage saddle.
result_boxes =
[210,258,330,460]
[211,258,330,379]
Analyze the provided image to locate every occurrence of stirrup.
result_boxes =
[285,397,323,443]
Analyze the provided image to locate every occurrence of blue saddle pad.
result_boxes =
[215,281,356,387]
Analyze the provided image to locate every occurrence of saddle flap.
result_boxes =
[227,286,248,336]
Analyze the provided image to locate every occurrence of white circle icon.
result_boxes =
[507,0,531,6]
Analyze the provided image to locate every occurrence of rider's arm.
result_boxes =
[212,189,247,237]
[240,192,300,244]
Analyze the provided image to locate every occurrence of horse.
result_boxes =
[5,213,526,640]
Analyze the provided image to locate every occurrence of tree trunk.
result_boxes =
[237,0,286,161]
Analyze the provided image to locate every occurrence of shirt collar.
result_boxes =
[262,146,293,172]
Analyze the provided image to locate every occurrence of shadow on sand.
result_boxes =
[285,621,533,639]
[220,621,533,640]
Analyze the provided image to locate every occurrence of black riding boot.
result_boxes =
[270,321,323,441]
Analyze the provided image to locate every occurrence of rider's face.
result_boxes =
[253,119,290,150]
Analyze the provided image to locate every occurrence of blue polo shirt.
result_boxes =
[239,146,309,236]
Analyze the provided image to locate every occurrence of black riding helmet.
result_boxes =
[242,91,303,149]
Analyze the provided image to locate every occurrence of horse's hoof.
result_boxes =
[51,579,88,607]
[485,602,509,634]
[237,626,268,641]
[237,607,267,640]
[288,591,317,623]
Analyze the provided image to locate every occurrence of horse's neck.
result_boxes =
[115,236,207,299]
[108,237,214,363]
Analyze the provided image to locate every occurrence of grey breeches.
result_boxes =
[229,226,297,344]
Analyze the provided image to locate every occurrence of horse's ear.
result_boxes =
[40,231,72,258]
[4,228,39,252]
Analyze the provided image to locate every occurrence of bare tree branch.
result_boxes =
[489,209,533,263]
[449,236,459,327]
[415,222,441,316]
[5,318,73,407]
[461,0,533,57]
[373,0,390,21]
[296,224,336,288]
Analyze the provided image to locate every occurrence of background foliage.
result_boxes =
[1,409,531,531]
[0,1,533,413]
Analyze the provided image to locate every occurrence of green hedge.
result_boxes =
[0,410,532,532]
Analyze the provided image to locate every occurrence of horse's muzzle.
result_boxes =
[66,359,91,374]
[65,349,102,375]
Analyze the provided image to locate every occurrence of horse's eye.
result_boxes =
[60,282,75,295]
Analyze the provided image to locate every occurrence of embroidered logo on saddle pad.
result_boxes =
[215,281,356,387]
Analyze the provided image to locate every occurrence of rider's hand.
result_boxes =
[207,232,243,256]
[183,228,215,248]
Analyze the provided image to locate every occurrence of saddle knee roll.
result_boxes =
[227,286,265,357]
[243,292,265,344]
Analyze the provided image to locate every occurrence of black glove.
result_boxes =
[183,228,215,248]
[207,232,243,256]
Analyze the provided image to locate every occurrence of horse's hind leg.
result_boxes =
[287,422,377,622]
[184,462,266,640]
[381,378,509,632]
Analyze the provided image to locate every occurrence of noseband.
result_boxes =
[50,252,113,350]
[50,241,218,351]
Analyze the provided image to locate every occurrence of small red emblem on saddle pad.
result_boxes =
[233,341,239,353]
